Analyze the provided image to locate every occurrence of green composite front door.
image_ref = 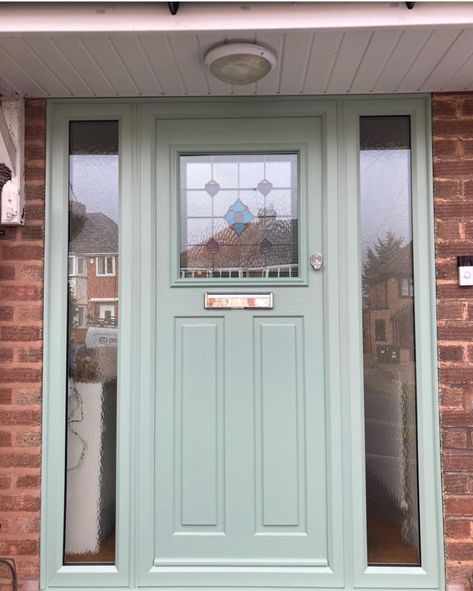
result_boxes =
[43,98,443,591]
[140,113,332,581]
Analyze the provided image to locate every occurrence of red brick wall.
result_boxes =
[433,93,473,590]
[0,99,45,591]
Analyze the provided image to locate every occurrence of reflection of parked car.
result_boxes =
[85,326,118,349]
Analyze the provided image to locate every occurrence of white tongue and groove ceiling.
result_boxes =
[1,2,473,97]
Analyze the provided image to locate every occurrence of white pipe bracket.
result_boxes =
[0,98,25,225]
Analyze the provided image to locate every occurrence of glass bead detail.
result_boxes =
[205,180,220,197]
[257,179,273,196]
[224,199,254,235]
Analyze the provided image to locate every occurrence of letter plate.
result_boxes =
[204,293,273,310]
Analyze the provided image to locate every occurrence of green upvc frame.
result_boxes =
[341,98,443,590]
[41,103,134,589]
[41,96,443,591]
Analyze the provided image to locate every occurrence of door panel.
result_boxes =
[153,117,327,568]
[254,317,305,530]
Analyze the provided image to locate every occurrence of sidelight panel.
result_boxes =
[360,116,420,566]
[64,121,119,565]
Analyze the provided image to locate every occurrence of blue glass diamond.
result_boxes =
[224,199,254,235]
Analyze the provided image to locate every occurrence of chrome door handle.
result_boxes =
[310,253,323,270]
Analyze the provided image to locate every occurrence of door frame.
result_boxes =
[41,96,443,591]
[137,101,342,588]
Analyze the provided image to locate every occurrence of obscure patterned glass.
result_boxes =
[64,121,119,565]
[179,154,298,279]
[360,116,420,565]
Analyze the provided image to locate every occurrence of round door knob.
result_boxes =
[310,253,323,270]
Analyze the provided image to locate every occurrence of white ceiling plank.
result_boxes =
[0,36,72,96]
[0,37,63,96]
[397,29,461,92]
[3,24,473,98]
[168,34,209,96]
[0,42,47,96]
[109,35,163,96]
[279,31,314,95]
[303,31,342,94]
[254,32,284,95]
[52,36,118,96]
[350,30,402,93]
[78,35,139,96]
[0,72,18,96]
[25,36,92,96]
[0,78,12,95]
[443,51,473,91]
[373,29,432,93]
[422,29,473,91]
[0,57,28,96]
[326,30,372,93]
[139,35,185,96]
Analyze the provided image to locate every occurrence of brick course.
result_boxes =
[434,92,473,590]
[0,99,45,591]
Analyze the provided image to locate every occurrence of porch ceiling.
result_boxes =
[1,2,473,98]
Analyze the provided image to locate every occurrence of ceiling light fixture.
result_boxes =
[205,43,277,85]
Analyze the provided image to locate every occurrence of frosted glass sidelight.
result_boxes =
[179,154,299,279]
[360,116,421,566]
[64,121,119,565]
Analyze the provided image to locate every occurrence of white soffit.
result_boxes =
[1,2,473,97]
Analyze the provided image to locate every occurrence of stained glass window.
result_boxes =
[179,154,299,279]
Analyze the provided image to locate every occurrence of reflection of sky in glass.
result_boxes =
[181,155,297,247]
[69,155,119,221]
[360,149,411,260]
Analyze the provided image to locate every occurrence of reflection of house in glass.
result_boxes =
[65,198,118,563]
[181,209,298,279]
[361,238,419,564]
[362,241,415,365]
[68,200,119,340]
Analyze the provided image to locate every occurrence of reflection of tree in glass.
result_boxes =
[363,232,405,286]
[68,283,80,332]
[362,232,413,308]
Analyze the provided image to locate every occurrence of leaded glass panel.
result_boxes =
[179,154,298,279]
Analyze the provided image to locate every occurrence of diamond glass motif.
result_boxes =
[180,154,298,279]
[224,199,254,235]
[260,238,273,254]
[257,179,273,196]
[206,238,220,253]
[205,180,220,197]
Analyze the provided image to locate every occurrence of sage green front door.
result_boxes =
[150,114,327,571]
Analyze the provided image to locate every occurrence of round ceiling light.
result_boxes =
[205,43,277,85]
